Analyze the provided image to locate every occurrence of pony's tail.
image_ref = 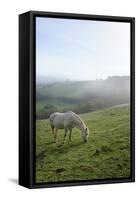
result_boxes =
[49,113,56,126]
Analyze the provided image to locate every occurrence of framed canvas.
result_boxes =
[19,11,135,189]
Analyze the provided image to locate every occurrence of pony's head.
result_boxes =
[81,127,89,142]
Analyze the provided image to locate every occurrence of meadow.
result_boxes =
[36,104,130,183]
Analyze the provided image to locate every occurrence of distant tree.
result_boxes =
[36,104,58,119]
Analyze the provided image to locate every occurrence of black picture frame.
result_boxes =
[19,10,135,189]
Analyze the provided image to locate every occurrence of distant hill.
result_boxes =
[37,75,69,85]
[36,76,130,119]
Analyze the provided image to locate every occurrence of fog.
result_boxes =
[36,17,130,119]
[36,75,130,119]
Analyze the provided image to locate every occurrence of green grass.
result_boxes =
[36,81,89,113]
[36,104,131,183]
[36,98,77,112]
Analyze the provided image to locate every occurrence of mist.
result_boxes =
[36,17,130,119]
[36,75,130,119]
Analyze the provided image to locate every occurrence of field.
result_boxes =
[36,104,130,183]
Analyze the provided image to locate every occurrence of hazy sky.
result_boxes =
[36,17,130,81]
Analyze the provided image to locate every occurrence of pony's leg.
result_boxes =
[69,128,72,142]
[54,128,58,143]
[51,125,55,142]
[63,128,68,144]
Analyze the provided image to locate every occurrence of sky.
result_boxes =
[36,17,130,81]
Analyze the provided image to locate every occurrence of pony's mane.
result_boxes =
[66,111,85,127]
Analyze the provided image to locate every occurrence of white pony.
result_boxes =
[49,111,89,143]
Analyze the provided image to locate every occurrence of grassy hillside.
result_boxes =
[36,104,130,183]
